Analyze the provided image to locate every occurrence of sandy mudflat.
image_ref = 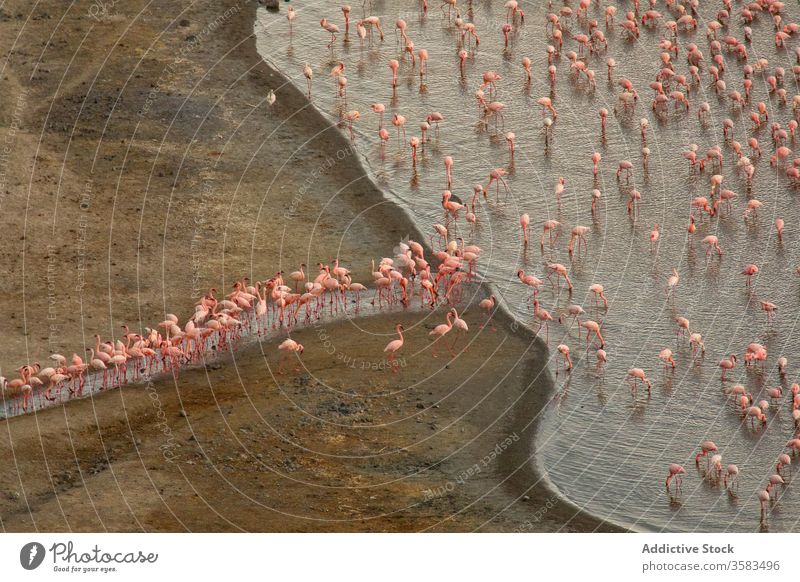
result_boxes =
[0,0,621,532]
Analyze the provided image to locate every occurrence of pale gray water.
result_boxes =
[257,0,800,531]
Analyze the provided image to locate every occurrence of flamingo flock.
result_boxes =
[278,0,800,529]
[1,234,485,414]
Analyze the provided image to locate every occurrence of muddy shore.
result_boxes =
[0,0,622,532]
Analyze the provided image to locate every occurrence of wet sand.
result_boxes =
[0,0,621,532]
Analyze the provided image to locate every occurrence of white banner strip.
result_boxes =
[0,533,795,581]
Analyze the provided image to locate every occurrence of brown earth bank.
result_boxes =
[0,0,622,532]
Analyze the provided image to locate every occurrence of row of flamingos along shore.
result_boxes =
[283,0,800,527]
[0,236,489,416]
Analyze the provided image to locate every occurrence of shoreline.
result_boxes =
[249,3,624,533]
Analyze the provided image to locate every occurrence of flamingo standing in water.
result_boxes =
[388,59,399,88]
[320,18,340,48]
[520,213,530,247]
[287,6,296,32]
[627,368,652,395]
[596,349,607,373]
[666,268,679,298]
[724,465,739,492]
[776,454,791,475]
[541,220,561,247]
[741,264,759,286]
[556,344,572,372]
[719,354,737,380]
[578,319,605,349]
[479,295,497,331]
[589,283,607,308]
[658,348,676,370]
[695,441,718,468]
[533,300,553,343]
[665,464,685,495]
[758,489,771,523]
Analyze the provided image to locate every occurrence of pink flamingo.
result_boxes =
[724,465,739,492]
[741,264,758,286]
[761,301,778,324]
[418,49,428,80]
[520,213,530,247]
[589,284,607,308]
[556,344,573,372]
[695,441,718,467]
[341,5,352,35]
[444,156,453,189]
[501,23,512,49]
[579,320,605,349]
[533,300,553,343]
[592,152,601,175]
[370,102,385,129]
[569,226,590,256]
[479,295,497,331]
[540,220,560,247]
[426,112,444,136]
[548,263,573,290]
[429,310,455,358]
[303,63,313,98]
[517,269,542,303]
[702,235,723,257]
[665,463,685,494]
[450,309,469,351]
[506,132,515,160]
[719,354,736,380]
[596,349,607,372]
[758,489,770,523]
[392,114,407,144]
[521,57,532,82]
[537,97,557,118]
[320,18,340,49]
[486,168,509,197]
[659,348,676,370]
[383,324,405,373]
[776,454,791,475]
[627,368,652,394]
[388,59,399,88]
[776,218,785,241]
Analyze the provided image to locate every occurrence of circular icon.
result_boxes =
[20,542,46,570]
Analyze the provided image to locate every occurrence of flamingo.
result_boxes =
[479,295,497,331]
[429,310,455,358]
[277,339,304,374]
[719,355,737,380]
[383,324,405,373]
[665,464,685,494]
